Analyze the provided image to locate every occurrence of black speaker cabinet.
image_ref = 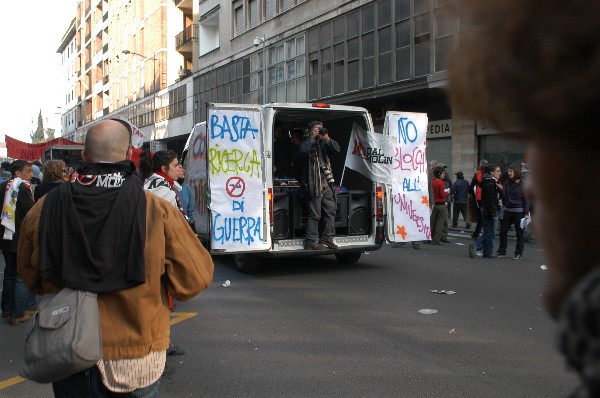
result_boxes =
[348,190,371,235]
[273,191,291,239]
[334,194,348,228]
[292,194,306,232]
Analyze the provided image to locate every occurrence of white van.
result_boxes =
[183,102,390,272]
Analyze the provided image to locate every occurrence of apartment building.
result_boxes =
[57,0,198,153]
[57,0,526,175]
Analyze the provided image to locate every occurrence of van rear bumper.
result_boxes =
[262,242,383,258]
[264,226,385,257]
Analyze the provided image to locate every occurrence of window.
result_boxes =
[333,43,345,94]
[265,0,276,19]
[282,0,294,12]
[169,85,187,119]
[347,37,359,92]
[434,3,457,72]
[256,35,306,102]
[249,0,259,28]
[234,3,244,36]
[361,33,375,88]
[378,0,392,84]
[414,0,431,76]
[199,7,219,56]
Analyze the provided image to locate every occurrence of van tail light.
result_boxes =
[376,187,383,220]
[311,102,330,108]
[268,188,274,223]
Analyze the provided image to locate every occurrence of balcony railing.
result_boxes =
[175,24,198,51]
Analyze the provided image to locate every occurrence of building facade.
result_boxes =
[57,0,526,177]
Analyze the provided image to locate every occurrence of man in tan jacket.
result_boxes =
[18,119,214,397]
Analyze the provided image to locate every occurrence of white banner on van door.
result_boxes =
[208,108,264,250]
[344,123,395,184]
[185,123,209,236]
[388,112,431,242]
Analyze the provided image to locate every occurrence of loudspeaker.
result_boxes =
[292,194,304,229]
[334,194,348,228]
[273,191,291,239]
[348,190,370,235]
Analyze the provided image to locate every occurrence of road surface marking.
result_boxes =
[0,311,198,391]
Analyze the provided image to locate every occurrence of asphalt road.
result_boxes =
[0,233,579,397]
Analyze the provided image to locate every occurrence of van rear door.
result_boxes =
[206,103,272,253]
[383,111,431,243]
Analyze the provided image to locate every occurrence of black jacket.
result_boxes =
[480,173,501,217]
[297,136,340,198]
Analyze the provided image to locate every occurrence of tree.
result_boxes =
[30,110,46,143]
[45,128,55,141]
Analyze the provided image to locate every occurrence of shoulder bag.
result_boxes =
[19,287,102,383]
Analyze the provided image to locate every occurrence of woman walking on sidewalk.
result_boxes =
[496,165,529,260]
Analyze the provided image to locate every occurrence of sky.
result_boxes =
[0,1,77,143]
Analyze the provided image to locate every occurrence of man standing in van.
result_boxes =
[298,121,340,250]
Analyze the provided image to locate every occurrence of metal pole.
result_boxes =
[262,40,267,104]
[152,54,156,140]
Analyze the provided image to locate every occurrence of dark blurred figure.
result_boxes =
[449,1,600,394]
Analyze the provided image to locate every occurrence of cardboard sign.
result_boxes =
[207,107,266,250]
[387,112,431,242]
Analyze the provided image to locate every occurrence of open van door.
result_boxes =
[183,122,209,239]
[383,111,431,244]
[206,103,272,254]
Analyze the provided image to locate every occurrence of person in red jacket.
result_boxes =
[468,159,489,239]
[430,167,448,245]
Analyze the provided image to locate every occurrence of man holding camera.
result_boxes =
[298,121,340,250]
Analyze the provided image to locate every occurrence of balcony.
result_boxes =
[174,0,193,10]
[175,24,198,54]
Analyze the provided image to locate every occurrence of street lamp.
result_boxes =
[253,37,267,104]
[122,49,157,136]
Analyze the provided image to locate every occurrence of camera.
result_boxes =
[322,164,335,184]
[318,127,328,134]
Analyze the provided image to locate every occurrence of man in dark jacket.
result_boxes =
[298,121,340,250]
[469,164,502,258]
[451,171,471,228]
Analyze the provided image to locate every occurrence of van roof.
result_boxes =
[263,102,368,113]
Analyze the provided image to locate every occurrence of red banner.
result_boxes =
[5,136,81,161]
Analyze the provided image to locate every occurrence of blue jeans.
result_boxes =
[475,215,498,257]
[2,251,29,317]
[53,366,159,398]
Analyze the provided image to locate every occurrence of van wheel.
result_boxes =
[335,252,361,265]
[233,253,259,273]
